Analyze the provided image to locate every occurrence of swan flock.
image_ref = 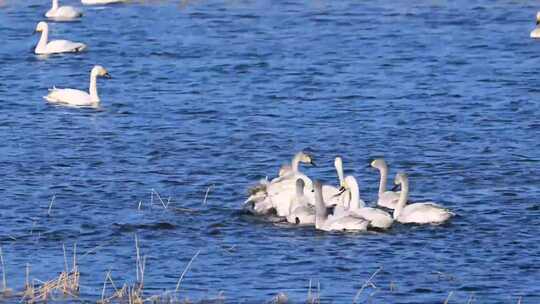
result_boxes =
[244,152,454,232]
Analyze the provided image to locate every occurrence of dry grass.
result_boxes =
[21,244,80,303]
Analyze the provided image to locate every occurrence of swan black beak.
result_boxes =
[391,184,400,192]
[310,161,317,167]
[104,72,112,79]
[537,20,540,25]
[332,186,347,198]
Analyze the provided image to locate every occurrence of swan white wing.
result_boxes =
[45,40,87,54]
[351,207,393,229]
[399,202,453,224]
[377,191,400,209]
[46,6,82,19]
[322,215,369,232]
[531,27,540,38]
[81,0,127,5]
[266,173,312,216]
[287,205,315,225]
[44,88,94,107]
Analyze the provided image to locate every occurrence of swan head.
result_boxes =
[334,156,343,169]
[298,151,316,166]
[370,158,387,170]
[34,21,48,33]
[394,172,409,187]
[92,65,111,79]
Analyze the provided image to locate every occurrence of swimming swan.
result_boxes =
[340,176,393,229]
[244,151,315,216]
[34,21,86,55]
[531,12,540,38]
[45,0,82,20]
[314,181,369,232]
[371,158,400,209]
[44,65,111,107]
[81,0,127,5]
[266,152,315,216]
[393,173,454,224]
[286,179,315,225]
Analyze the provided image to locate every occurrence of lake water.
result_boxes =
[1,0,540,302]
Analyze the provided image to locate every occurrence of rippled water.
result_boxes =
[1,0,540,302]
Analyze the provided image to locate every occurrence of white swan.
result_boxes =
[314,180,369,232]
[44,65,111,107]
[531,12,540,38]
[81,0,127,5]
[45,0,82,20]
[265,152,315,216]
[393,173,454,224]
[339,176,393,229]
[371,158,400,209]
[34,21,86,55]
[244,151,315,216]
[286,179,315,225]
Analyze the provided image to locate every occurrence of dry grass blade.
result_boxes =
[152,189,168,209]
[203,184,214,205]
[22,245,80,302]
[0,246,12,297]
[175,250,201,293]
[353,267,382,304]
[443,291,453,304]
[47,195,56,216]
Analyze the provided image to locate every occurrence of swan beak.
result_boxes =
[391,184,400,192]
[104,72,112,79]
[331,186,346,198]
[537,20,540,25]
[310,161,316,167]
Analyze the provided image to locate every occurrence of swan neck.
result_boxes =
[393,179,409,220]
[378,165,388,196]
[52,0,59,9]
[89,71,100,103]
[37,27,49,51]
[314,186,327,227]
[336,160,344,187]
[349,181,362,210]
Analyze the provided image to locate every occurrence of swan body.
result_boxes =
[531,12,540,38]
[371,158,400,209]
[340,176,393,229]
[34,21,86,55]
[81,0,127,5]
[44,65,111,107]
[244,152,315,216]
[46,0,82,20]
[286,179,315,225]
[393,173,454,224]
[314,181,369,232]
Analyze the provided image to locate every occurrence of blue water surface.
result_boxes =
[1,0,540,302]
